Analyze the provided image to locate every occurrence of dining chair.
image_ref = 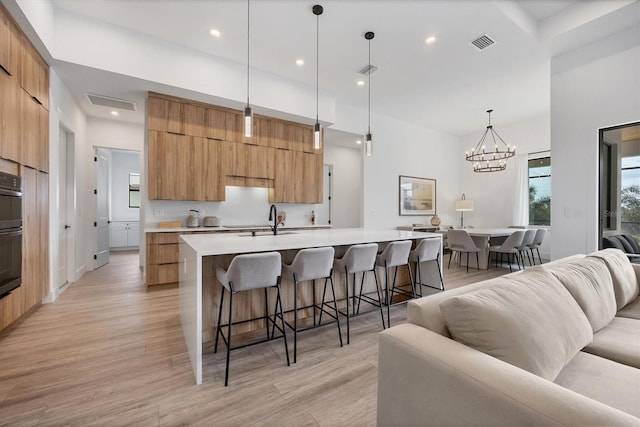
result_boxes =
[447,230,481,272]
[516,229,537,266]
[528,229,547,264]
[488,230,526,272]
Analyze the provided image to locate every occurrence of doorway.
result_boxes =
[57,127,74,289]
[598,121,640,247]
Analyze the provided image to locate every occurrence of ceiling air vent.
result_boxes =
[469,34,496,51]
[358,64,378,76]
[85,93,137,111]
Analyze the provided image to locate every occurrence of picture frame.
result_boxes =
[399,175,436,216]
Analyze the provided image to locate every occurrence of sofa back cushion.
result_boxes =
[544,257,616,332]
[439,268,593,381]
[621,235,640,254]
[588,249,639,310]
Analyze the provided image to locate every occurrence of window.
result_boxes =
[621,155,640,236]
[129,173,140,208]
[528,157,550,226]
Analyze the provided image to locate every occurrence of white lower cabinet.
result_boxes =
[110,221,140,249]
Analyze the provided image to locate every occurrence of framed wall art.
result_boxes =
[399,175,436,216]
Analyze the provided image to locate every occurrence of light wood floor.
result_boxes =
[0,251,511,426]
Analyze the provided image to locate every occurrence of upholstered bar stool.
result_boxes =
[281,246,342,363]
[375,240,413,328]
[410,238,444,296]
[333,243,384,344]
[214,252,290,386]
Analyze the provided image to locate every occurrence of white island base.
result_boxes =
[179,228,441,384]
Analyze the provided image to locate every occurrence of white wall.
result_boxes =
[360,113,462,229]
[109,150,140,221]
[323,144,363,228]
[550,27,640,259]
[48,68,88,296]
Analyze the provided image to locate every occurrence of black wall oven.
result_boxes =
[0,171,22,299]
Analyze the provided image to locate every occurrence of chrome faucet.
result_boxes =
[268,204,278,235]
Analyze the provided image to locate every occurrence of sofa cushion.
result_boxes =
[583,317,640,369]
[439,268,592,381]
[616,235,635,254]
[617,295,640,320]
[621,235,640,254]
[603,236,625,251]
[554,351,640,418]
[588,249,639,310]
[545,257,616,332]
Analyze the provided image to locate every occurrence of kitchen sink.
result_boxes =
[237,231,298,237]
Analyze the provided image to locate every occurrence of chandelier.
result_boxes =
[465,109,515,172]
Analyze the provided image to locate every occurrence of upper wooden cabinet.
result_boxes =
[19,34,48,110]
[148,96,184,135]
[0,9,20,77]
[183,103,206,137]
[0,71,21,163]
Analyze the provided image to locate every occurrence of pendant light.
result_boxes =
[313,5,323,150]
[465,109,515,172]
[244,0,253,138]
[364,31,374,157]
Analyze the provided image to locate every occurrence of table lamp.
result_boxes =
[455,193,474,228]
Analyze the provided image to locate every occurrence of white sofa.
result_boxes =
[377,249,640,426]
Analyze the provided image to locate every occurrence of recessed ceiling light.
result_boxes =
[110,111,119,116]
[209,29,221,38]
[296,59,304,66]
[356,80,365,87]
[425,36,436,45]
[356,139,362,144]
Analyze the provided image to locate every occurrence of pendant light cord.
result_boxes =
[316,12,319,123]
[246,0,250,105]
[368,38,371,134]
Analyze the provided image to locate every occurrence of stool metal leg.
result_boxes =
[293,273,298,364]
[214,287,225,353]
[329,275,343,348]
[264,288,270,340]
[344,267,350,345]
[373,267,385,330]
[224,289,234,387]
[275,281,291,367]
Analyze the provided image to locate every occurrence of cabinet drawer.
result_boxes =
[147,232,179,245]
[146,263,179,286]
[147,243,179,264]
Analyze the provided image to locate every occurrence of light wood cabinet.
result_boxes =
[19,34,48,110]
[37,171,49,300]
[0,9,20,77]
[224,141,247,178]
[148,96,184,135]
[270,150,322,203]
[198,137,225,201]
[167,100,183,134]
[246,145,274,179]
[146,232,180,286]
[0,71,21,163]
[21,90,38,169]
[183,103,205,137]
[37,103,48,172]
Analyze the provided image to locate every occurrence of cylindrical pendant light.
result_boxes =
[244,0,253,138]
[364,31,374,157]
[313,5,323,150]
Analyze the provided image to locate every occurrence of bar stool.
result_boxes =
[375,240,413,328]
[214,252,289,386]
[281,246,342,363]
[410,238,444,296]
[333,243,384,344]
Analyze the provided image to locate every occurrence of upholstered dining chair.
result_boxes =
[489,230,525,272]
[447,230,481,273]
[528,228,547,264]
[516,229,537,266]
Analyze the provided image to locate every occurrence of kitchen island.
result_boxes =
[179,227,441,384]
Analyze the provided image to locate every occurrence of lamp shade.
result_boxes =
[455,199,474,212]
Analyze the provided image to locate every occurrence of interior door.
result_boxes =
[318,164,332,225]
[57,128,68,287]
[95,148,110,268]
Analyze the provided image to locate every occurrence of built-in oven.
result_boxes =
[0,171,22,299]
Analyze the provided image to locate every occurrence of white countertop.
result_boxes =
[145,224,331,233]
[180,227,440,256]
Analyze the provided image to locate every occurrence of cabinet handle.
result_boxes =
[167,131,185,136]
[207,137,223,141]
[32,96,42,105]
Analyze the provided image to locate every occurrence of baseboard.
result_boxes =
[41,281,71,304]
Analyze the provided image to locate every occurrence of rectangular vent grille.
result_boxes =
[469,34,496,51]
[86,94,137,111]
[358,64,378,76]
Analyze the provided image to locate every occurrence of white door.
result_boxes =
[57,128,69,288]
[95,148,110,268]
[318,164,332,225]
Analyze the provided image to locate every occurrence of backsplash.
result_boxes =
[146,186,323,228]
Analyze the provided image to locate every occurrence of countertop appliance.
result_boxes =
[0,171,23,299]
[203,216,220,227]
[187,210,199,228]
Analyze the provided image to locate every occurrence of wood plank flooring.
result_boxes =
[0,251,512,426]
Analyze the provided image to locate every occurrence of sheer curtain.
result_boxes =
[513,154,529,226]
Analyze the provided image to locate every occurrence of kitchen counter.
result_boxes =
[145,224,330,233]
[179,228,441,384]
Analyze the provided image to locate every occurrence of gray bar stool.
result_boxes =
[375,240,414,328]
[333,243,384,344]
[410,238,444,296]
[282,246,342,363]
[214,251,289,386]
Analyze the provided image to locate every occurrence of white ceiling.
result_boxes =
[47,0,638,137]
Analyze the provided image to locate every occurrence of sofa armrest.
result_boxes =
[377,324,639,426]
